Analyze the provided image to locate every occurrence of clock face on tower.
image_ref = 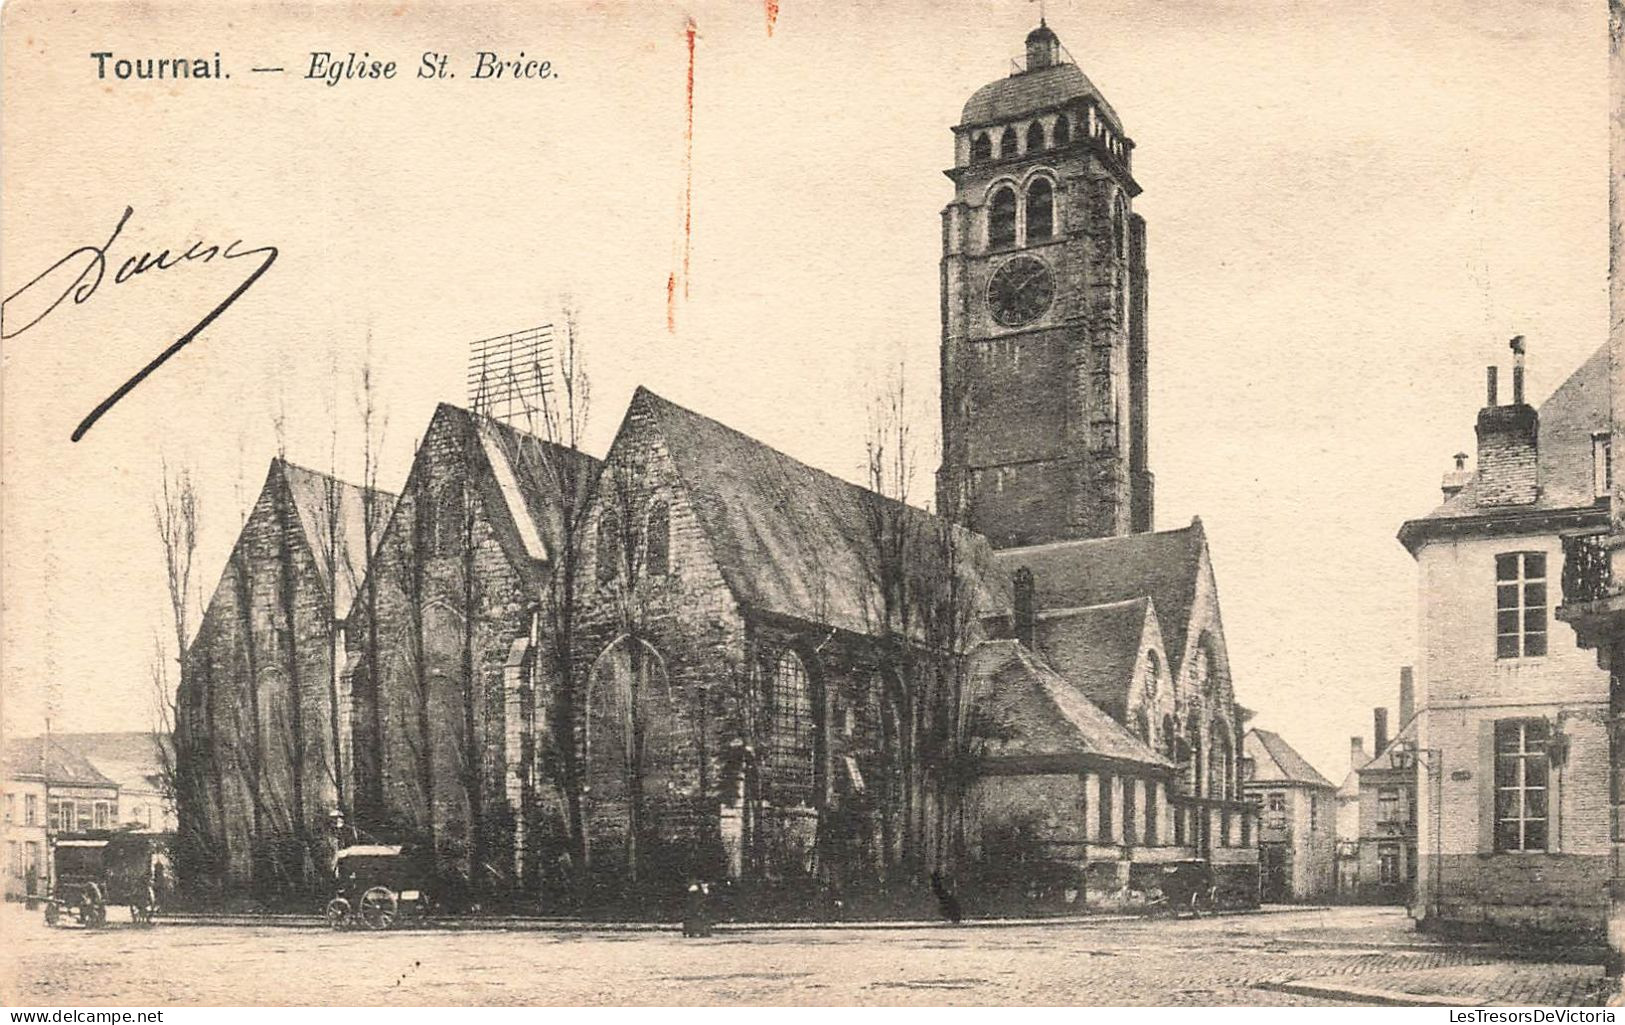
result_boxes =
[987,255,1055,328]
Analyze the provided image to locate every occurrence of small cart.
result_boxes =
[325,844,431,930]
[44,831,172,927]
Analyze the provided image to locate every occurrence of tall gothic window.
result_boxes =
[998,126,1019,158]
[767,650,815,800]
[1026,179,1054,241]
[989,186,1017,249]
[645,502,670,577]
[1208,726,1231,799]
[1053,115,1070,146]
[596,512,621,584]
[1112,195,1129,259]
[1026,121,1046,152]
[970,133,992,162]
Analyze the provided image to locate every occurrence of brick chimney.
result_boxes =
[1399,667,1415,727]
[1374,707,1389,756]
[1475,337,1539,507]
[1350,735,1366,771]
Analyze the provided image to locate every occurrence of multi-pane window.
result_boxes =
[1266,792,1286,831]
[25,794,36,826]
[767,651,814,800]
[1309,793,1319,832]
[93,802,109,829]
[1378,842,1401,885]
[1495,719,1550,852]
[1378,787,1400,824]
[1496,552,1547,658]
[989,186,1017,249]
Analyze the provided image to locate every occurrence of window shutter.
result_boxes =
[1478,720,1496,853]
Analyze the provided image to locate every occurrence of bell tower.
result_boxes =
[936,22,1153,548]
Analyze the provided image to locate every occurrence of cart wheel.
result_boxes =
[43,903,59,927]
[325,897,352,930]
[359,887,397,930]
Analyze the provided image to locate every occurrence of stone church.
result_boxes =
[175,22,1259,912]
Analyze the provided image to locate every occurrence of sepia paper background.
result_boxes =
[0,0,1610,843]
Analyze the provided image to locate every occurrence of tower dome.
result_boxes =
[1026,20,1061,70]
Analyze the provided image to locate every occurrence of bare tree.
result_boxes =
[152,461,203,880]
[356,350,391,829]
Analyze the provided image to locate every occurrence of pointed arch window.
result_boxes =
[999,126,1019,159]
[596,511,621,584]
[970,133,992,162]
[1026,121,1046,152]
[1113,195,1129,259]
[1053,115,1070,147]
[989,185,1017,249]
[1026,179,1054,241]
[645,501,670,577]
[767,650,815,800]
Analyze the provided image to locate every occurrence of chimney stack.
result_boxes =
[1442,451,1472,498]
[1350,735,1366,771]
[1399,667,1415,727]
[1374,707,1390,756]
[1476,339,1539,506]
[1487,365,1499,406]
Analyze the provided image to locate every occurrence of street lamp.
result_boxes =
[1388,738,1442,923]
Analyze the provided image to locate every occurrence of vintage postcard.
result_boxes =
[1,0,1621,1010]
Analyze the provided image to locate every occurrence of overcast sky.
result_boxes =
[0,0,1611,784]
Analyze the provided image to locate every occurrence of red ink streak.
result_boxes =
[765,0,778,36]
[666,272,677,334]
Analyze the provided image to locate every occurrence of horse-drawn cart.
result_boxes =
[43,831,172,927]
[325,844,432,930]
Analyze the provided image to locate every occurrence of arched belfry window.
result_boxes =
[1113,195,1129,259]
[1026,178,1054,241]
[1054,115,1071,147]
[645,502,670,577]
[596,511,621,584]
[970,133,992,162]
[767,650,815,800]
[999,126,1019,159]
[988,186,1017,249]
[1026,121,1046,153]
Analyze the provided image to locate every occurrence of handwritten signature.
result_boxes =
[1,206,278,441]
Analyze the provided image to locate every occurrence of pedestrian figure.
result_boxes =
[931,871,963,925]
[683,880,713,937]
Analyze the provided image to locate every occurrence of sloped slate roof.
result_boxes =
[1403,343,1608,530]
[1033,597,1154,720]
[637,388,1006,637]
[279,461,398,621]
[2,737,118,787]
[968,640,1169,768]
[430,404,601,589]
[44,732,170,792]
[996,521,1206,668]
[961,61,1123,131]
[1244,728,1334,789]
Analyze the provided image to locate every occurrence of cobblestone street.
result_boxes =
[0,905,1606,1006]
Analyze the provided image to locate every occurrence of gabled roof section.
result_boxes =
[278,461,398,621]
[996,520,1206,668]
[1244,728,1334,789]
[1033,597,1155,720]
[968,640,1170,769]
[2,736,119,787]
[1400,343,1609,548]
[632,387,1006,637]
[429,404,601,588]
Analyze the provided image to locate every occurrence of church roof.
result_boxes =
[634,387,1006,638]
[1399,343,1609,548]
[961,61,1123,132]
[995,521,1207,669]
[968,640,1169,770]
[278,461,398,621]
[429,404,600,587]
[1244,728,1334,789]
[1032,597,1157,721]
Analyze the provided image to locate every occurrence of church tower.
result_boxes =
[936,22,1153,548]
